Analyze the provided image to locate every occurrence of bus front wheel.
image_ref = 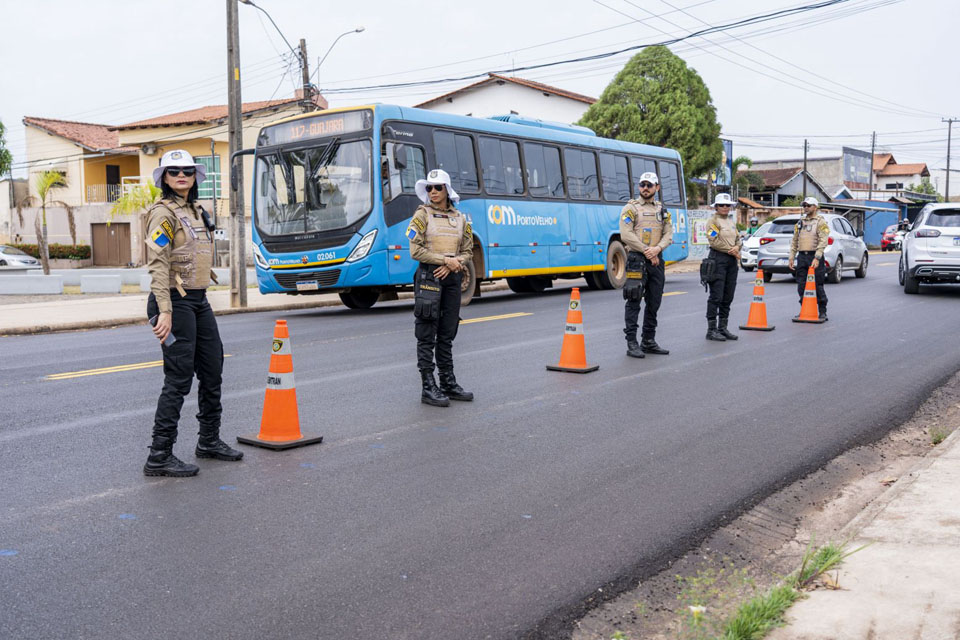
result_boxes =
[597,240,627,289]
[339,289,379,309]
[460,256,477,307]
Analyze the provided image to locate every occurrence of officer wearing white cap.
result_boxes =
[143,149,242,477]
[704,193,742,341]
[788,196,830,320]
[408,169,474,406]
[619,171,673,357]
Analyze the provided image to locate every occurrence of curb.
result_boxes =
[0,281,514,337]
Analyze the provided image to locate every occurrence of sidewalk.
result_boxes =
[768,428,960,639]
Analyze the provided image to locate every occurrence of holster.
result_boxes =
[623,251,646,301]
[414,264,441,319]
[700,258,718,289]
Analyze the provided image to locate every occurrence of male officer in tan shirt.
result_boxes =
[619,171,673,358]
[788,196,830,320]
[705,193,742,341]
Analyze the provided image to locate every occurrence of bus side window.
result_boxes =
[435,131,479,194]
[524,142,564,198]
[565,148,598,200]
[382,142,425,203]
[658,161,683,206]
[629,156,660,200]
[599,153,630,202]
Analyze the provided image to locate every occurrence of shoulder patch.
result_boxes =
[406,226,418,240]
[662,210,672,223]
[412,217,426,233]
[621,208,635,223]
[708,224,719,238]
[150,226,171,248]
[818,222,830,232]
[465,222,472,236]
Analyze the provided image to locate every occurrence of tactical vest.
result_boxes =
[796,216,821,251]
[630,200,665,246]
[711,215,739,247]
[163,201,214,290]
[424,207,464,257]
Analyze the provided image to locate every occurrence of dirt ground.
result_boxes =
[557,370,960,640]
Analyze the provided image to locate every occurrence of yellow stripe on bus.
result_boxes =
[270,258,346,270]
[489,265,605,278]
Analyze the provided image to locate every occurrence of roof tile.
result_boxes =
[22,117,135,153]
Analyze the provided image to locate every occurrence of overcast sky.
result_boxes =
[2,0,957,178]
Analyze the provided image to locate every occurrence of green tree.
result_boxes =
[17,171,71,274]
[906,177,939,199]
[579,45,723,190]
[0,119,13,176]
[731,155,764,199]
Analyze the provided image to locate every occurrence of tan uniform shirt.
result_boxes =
[707,214,742,253]
[146,196,216,313]
[408,203,473,266]
[789,213,830,261]
[619,198,673,254]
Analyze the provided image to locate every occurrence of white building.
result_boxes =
[414,73,596,125]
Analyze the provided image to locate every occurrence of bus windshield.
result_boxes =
[255,139,372,236]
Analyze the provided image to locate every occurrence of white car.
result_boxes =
[899,204,960,294]
[756,213,869,283]
[740,222,771,272]
[0,245,41,269]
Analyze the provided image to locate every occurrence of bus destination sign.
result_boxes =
[258,110,372,146]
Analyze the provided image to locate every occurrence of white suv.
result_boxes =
[899,204,960,294]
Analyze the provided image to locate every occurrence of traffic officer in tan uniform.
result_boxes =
[705,193,742,341]
[408,169,474,407]
[143,149,242,477]
[619,171,673,358]
[788,196,830,321]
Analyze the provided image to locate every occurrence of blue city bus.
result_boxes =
[244,104,689,308]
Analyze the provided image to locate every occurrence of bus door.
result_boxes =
[519,142,571,274]
[381,137,427,281]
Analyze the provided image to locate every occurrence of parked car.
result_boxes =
[0,245,41,269]
[756,213,869,283]
[740,222,772,271]
[899,204,960,294]
[881,224,900,251]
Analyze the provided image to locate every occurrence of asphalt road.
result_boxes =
[2,261,958,639]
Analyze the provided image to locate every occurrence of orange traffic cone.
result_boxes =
[739,269,775,331]
[546,287,599,373]
[237,319,324,450]
[792,266,826,324]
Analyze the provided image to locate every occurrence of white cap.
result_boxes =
[152,149,207,187]
[802,196,819,208]
[638,171,659,185]
[713,193,735,207]
[415,168,460,204]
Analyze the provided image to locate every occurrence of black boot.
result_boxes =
[420,370,450,407]
[196,430,244,461]
[819,306,828,322]
[640,338,670,355]
[439,371,474,401]
[718,317,739,340]
[706,318,726,341]
[144,437,199,477]
[626,339,645,358]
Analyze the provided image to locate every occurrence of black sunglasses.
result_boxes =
[165,167,196,177]
[424,184,445,192]
[802,203,815,207]
[716,204,732,208]
[638,182,655,188]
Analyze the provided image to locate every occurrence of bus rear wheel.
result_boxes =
[584,272,605,290]
[596,239,627,289]
[339,289,379,309]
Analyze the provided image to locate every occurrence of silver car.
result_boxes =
[0,245,41,269]
[740,222,772,271]
[756,213,869,283]
[899,204,960,294]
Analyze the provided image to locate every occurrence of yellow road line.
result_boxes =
[876,262,895,266]
[460,312,533,325]
[46,355,232,380]
[663,291,688,297]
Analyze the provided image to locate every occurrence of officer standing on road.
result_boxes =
[143,149,243,477]
[705,193,742,341]
[408,169,474,407]
[619,171,673,358]
[788,196,830,321]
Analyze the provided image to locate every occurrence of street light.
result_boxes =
[237,0,299,59]
[315,27,365,79]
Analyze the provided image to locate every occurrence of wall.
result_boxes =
[862,207,900,247]
[419,82,591,125]
[0,178,29,243]
[24,126,85,206]
[82,153,140,200]
[752,157,843,191]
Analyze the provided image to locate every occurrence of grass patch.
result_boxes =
[793,538,870,590]
[930,425,951,445]
[719,584,798,640]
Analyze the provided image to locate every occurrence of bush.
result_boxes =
[11,243,91,260]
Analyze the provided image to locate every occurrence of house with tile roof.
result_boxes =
[746,167,830,207]
[872,153,930,193]
[414,73,596,125]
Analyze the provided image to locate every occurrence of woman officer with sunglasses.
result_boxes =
[142,150,243,477]
[704,193,742,341]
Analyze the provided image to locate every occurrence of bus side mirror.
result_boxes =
[230,148,256,192]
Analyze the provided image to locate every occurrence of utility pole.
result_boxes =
[299,39,313,112]
[226,0,247,307]
[944,118,956,202]
[868,131,876,201]
[802,139,808,200]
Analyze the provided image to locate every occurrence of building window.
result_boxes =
[195,155,222,199]
[885,182,903,190]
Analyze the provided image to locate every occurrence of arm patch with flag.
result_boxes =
[708,224,719,238]
[150,223,173,248]
[406,226,418,240]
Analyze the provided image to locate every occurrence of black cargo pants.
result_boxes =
[624,256,665,342]
[147,289,224,444]
[414,264,462,373]
[794,251,828,309]
[706,250,739,320]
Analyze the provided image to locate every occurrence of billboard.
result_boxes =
[843,147,872,188]
[693,139,734,187]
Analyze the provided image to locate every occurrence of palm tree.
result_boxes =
[14,171,73,275]
[110,182,162,265]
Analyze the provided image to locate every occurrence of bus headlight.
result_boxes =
[346,229,378,263]
[253,245,269,269]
